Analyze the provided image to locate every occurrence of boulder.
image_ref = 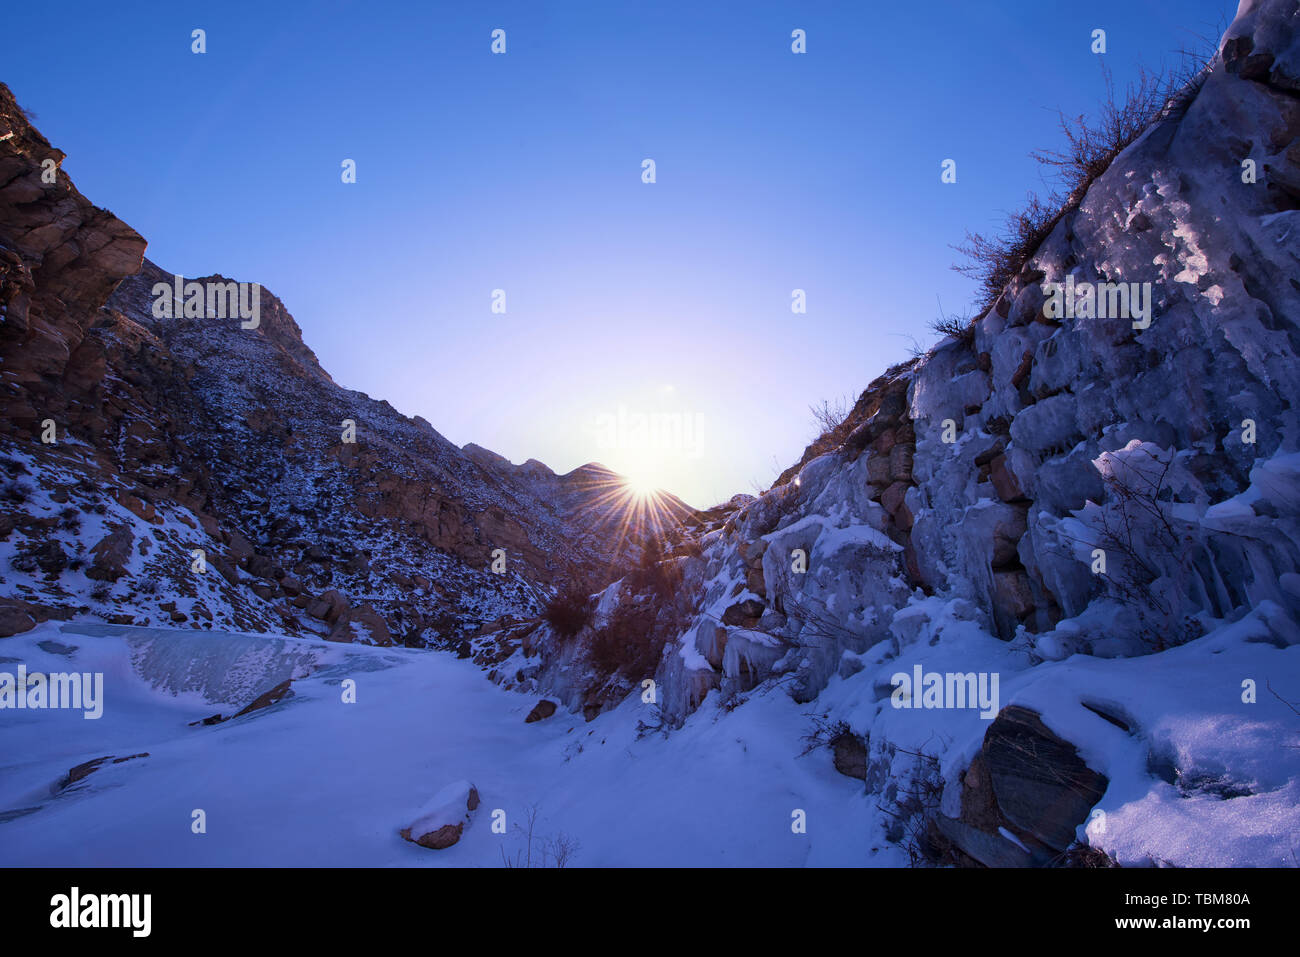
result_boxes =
[400,780,480,850]
[0,598,38,637]
[721,599,764,627]
[952,705,1109,860]
[209,554,240,586]
[989,453,1026,503]
[306,589,349,623]
[86,525,132,581]
[992,569,1035,626]
[525,699,557,723]
[830,731,868,780]
[328,603,393,646]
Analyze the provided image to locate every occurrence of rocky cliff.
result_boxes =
[3,0,1299,867]
[478,0,1300,866]
[0,81,687,646]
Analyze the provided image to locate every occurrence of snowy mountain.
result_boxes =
[462,0,1300,866]
[0,89,691,648]
[2,0,1300,868]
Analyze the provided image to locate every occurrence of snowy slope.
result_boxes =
[0,620,897,867]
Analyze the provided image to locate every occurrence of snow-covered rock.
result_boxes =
[400,780,481,850]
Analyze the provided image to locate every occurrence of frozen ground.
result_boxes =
[2,606,1297,866]
[0,621,897,867]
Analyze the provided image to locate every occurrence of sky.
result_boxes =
[3,0,1235,509]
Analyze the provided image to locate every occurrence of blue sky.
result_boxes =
[3,0,1233,508]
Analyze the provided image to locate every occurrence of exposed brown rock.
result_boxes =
[525,699,557,723]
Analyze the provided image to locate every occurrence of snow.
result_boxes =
[0,621,901,866]
[814,594,1300,867]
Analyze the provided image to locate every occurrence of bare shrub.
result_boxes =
[930,304,977,347]
[876,747,951,867]
[543,580,594,639]
[799,715,853,757]
[1064,445,1204,651]
[810,396,852,440]
[954,58,1208,314]
[588,601,666,679]
[499,805,581,868]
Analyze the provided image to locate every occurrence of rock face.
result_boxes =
[484,1,1300,864]
[400,780,480,850]
[0,80,687,644]
[552,0,1300,711]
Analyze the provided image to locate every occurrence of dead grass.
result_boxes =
[954,57,1209,315]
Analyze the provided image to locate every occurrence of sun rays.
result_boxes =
[566,465,692,562]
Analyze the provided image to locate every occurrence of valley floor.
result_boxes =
[0,622,898,867]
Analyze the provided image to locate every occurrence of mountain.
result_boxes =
[2,0,1299,868]
[0,83,687,647]
[469,0,1300,865]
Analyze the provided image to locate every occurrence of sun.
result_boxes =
[622,471,661,499]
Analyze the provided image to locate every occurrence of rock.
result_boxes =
[1009,393,1080,455]
[0,599,37,637]
[328,603,393,646]
[86,525,132,581]
[866,453,892,486]
[991,505,1028,568]
[60,752,149,790]
[306,589,349,623]
[400,780,480,850]
[880,481,908,517]
[830,731,868,780]
[209,554,240,586]
[888,444,914,482]
[243,554,279,581]
[956,706,1108,856]
[989,454,1026,503]
[932,813,1038,868]
[525,699,557,723]
[992,570,1035,625]
[721,599,764,627]
[231,678,294,719]
[118,493,157,524]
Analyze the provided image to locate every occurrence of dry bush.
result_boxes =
[499,805,581,868]
[929,305,977,347]
[588,601,666,678]
[543,580,594,639]
[954,58,1208,314]
[810,396,853,442]
[1063,446,1204,651]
